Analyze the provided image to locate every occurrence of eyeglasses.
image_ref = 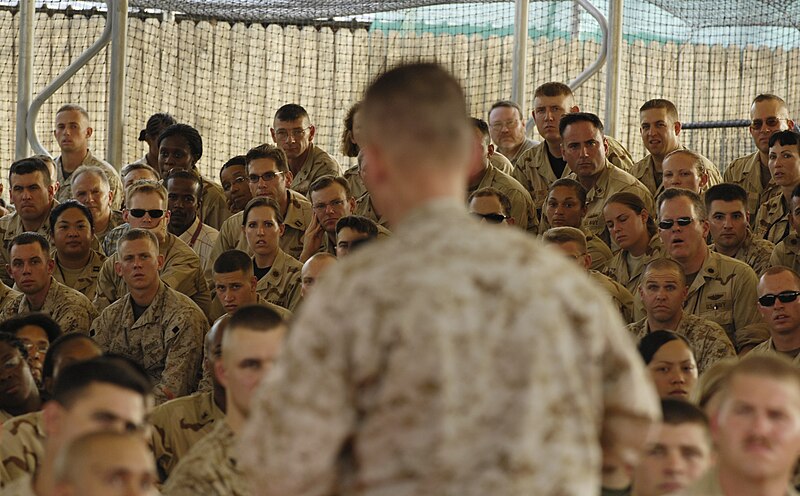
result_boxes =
[312,199,346,212]
[22,342,48,356]
[658,217,694,230]
[472,212,508,224]
[248,171,284,184]
[274,127,311,141]
[489,119,520,132]
[223,175,248,191]
[758,290,800,307]
[128,209,166,219]
[750,117,787,130]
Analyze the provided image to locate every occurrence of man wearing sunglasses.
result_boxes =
[751,266,800,362]
[468,187,514,226]
[94,181,211,317]
[725,94,795,217]
[658,188,767,353]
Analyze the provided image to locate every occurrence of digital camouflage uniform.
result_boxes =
[627,313,736,373]
[199,176,232,231]
[753,192,791,244]
[210,189,313,262]
[288,143,341,197]
[52,249,105,302]
[710,230,774,277]
[630,149,723,197]
[0,204,57,287]
[468,164,538,233]
[588,269,635,323]
[0,282,21,314]
[604,235,665,322]
[0,277,97,334]
[0,412,44,486]
[56,151,124,210]
[89,281,208,404]
[724,151,780,218]
[254,250,303,312]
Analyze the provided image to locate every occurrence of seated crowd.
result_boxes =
[1,74,800,496]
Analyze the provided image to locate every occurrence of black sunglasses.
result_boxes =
[658,217,694,230]
[472,212,507,224]
[758,291,800,307]
[128,209,166,219]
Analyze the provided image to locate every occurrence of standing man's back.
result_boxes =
[240,63,660,496]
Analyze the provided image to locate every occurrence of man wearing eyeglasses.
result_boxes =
[725,94,795,218]
[93,181,211,317]
[210,144,313,263]
[751,266,800,362]
[299,175,357,262]
[219,156,252,214]
[0,333,41,424]
[270,104,341,196]
[753,130,800,244]
[487,100,538,167]
[657,188,767,353]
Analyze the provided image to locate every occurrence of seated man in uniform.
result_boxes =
[487,100,538,167]
[750,266,800,362]
[543,226,634,323]
[49,201,106,302]
[0,333,41,423]
[335,215,379,258]
[770,183,800,272]
[90,229,208,404]
[544,178,612,269]
[70,165,124,250]
[219,155,252,214]
[628,258,735,373]
[301,253,337,298]
[661,149,710,195]
[0,313,62,387]
[1,232,97,334]
[658,187,766,352]
[468,187,515,226]
[163,305,287,495]
[299,175,357,262]
[270,103,341,195]
[94,180,210,316]
[706,183,774,276]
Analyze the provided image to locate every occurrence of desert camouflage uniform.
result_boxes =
[343,166,366,201]
[588,269,635,323]
[199,176,232,231]
[488,152,514,175]
[468,164,538,233]
[769,232,800,272]
[354,192,390,229]
[0,412,44,486]
[0,282,21,314]
[502,137,538,169]
[710,230,774,277]
[89,281,207,404]
[630,149,723,197]
[0,277,97,334]
[604,235,665,321]
[0,203,57,287]
[254,250,303,312]
[52,249,105,302]
[586,229,613,271]
[0,473,34,495]
[288,143,341,197]
[724,151,780,217]
[56,151,124,210]
[753,192,791,244]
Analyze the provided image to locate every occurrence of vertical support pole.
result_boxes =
[107,0,128,171]
[511,0,529,110]
[16,0,35,160]
[605,0,623,137]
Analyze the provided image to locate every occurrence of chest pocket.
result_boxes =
[698,294,734,339]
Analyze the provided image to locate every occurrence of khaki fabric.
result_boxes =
[150,391,224,481]
[586,230,613,271]
[289,143,341,196]
[627,313,736,373]
[89,281,207,405]
[468,164,538,233]
[0,282,20,314]
[770,233,800,271]
[502,137,538,169]
[750,338,800,364]
[94,232,210,317]
[0,412,44,486]
[0,277,97,334]
[679,468,799,496]
[488,152,514,175]
[200,176,232,231]
[710,230,774,277]
[239,199,660,496]
[0,473,34,495]
[753,192,791,244]
[724,151,780,217]
[631,149,723,197]
[56,151,124,210]
[0,203,57,287]
[588,269,635,323]
[354,192,390,228]
[177,215,219,289]
[162,420,252,496]
[52,249,105,302]
[210,189,312,263]
[343,165,366,200]
[254,250,303,312]
[93,209,125,254]
[603,235,665,322]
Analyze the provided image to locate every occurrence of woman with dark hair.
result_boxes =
[135,112,177,169]
[639,330,698,400]
[340,102,367,200]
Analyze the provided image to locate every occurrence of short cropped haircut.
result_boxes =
[54,431,150,484]
[42,333,101,384]
[0,332,28,359]
[56,104,90,121]
[49,200,95,235]
[228,304,286,333]
[769,130,800,153]
[661,398,709,429]
[470,117,491,146]
[242,196,284,225]
[549,178,588,205]
[0,312,62,344]
[704,183,748,212]
[51,356,152,408]
[657,187,707,220]
[245,143,289,173]
[308,175,351,200]
[542,226,587,251]
[71,165,111,190]
[9,156,52,187]
[534,82,573,99]
[760,265,800,289]
[125,179,167,207]
[274,103,310,123]
[139,112,176,142]
[642,258,686,285]
[340,102,361,157]
[605,191,658,238]
[10,232,50,255]
[120,163,159,180]
[221,155,247,173]
[753,93,788,109]
[158,124,203,162]
[488,100,524,121]
[638,330,694,365]
[640,99,680,122]
[559,111,604,136]
[117,228,159,254]
[468,187,512,217]
[213,249,254,276]
[663,149,706,175]
[716,353,800,405]
[335,215,378,238]
[164,168,204,198]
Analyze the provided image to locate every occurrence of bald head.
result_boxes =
[301,253,337,298]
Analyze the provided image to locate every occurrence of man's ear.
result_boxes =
[215,359,228,389]
[114,261,123,277]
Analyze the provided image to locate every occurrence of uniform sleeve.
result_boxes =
[93,257,119,312]
[157,309,206,403]
[732,265,770,350]
[769,243,788,268]
[209,216,240,268]
[62,298,98,335]
[693,323,736,374]
[108,171,125,211]
[88,310,111,350]
[200,185,233,231]
[505,188,534,233]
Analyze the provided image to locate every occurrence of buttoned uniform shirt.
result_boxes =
[93,209,125,254]
[725,151,780,218]
[52,249,105,302]
[488,152,514,175]
[0,277,97,334]
[210,189,312,263]
[754,192,791,244]
[354,192,390,228]
[0,473,34,496]
[343,165,367,200]
[89,281,207,404]
[627,313,736,373]
[604,234,665,322]
[55,150,124,210]
[254,250,303,312]
[239,199,660,496]
[586,228,613,271]
[630,149,723,197]
[0,202,57,287]
[0,282,21,314]
[770,233,800,272]
[750,337,800,364]
[588,269,635,323]
[288,143,341,196]
[150,390,224,481]
[0,412,44,486]
[710,230,774,277]
[199,175,232,231]
[678,468,799,496]
[94,231,211,317]
[468,164,538,233]
[176,215,219,289]
[163,420,251,496]
[683,248,768,351]
[502,137,539,169]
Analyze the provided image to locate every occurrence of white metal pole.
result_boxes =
[512,0,529,111]
[16,0,34,160]
[107,0,129,171]
[605,0,623,137]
